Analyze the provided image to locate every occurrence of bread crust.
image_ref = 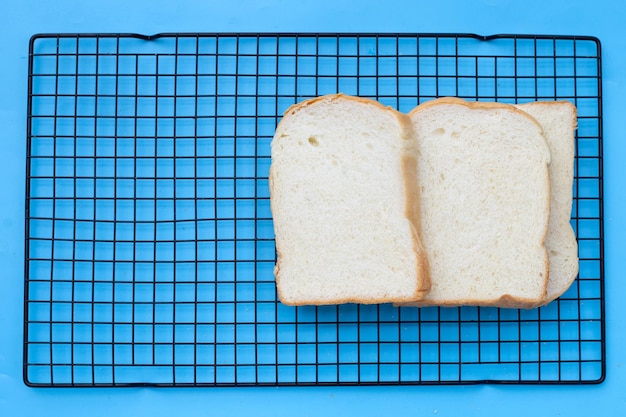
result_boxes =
[284,93,399,117]
[397,292,548,309]
[408,97,546,133]
[401,154,431,298]
[270,93,431,305]
[517,100,578,129]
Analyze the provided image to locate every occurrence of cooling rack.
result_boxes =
[24,33,604,386]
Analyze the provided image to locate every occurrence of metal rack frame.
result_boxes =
[24,33,604,386]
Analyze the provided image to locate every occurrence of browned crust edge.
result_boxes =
[396,271,555,309]
[282,93,399,117]
[516,100,578,130]
[401,154,431,298]
[408,96,546,133]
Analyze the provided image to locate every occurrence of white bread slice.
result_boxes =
[405,98,551,308]
[269,94,430,305]
[515,101,579,307]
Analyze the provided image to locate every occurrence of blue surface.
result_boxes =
[1,0,626,415]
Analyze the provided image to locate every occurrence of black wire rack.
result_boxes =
[24,33,604,387]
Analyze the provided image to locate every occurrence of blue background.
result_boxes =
[1,0,624,415]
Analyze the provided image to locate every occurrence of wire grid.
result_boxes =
[24,33,604,386]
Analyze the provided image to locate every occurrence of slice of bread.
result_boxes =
[405,98,552,308]
[515,101,579,307]
[269,94,430,305]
